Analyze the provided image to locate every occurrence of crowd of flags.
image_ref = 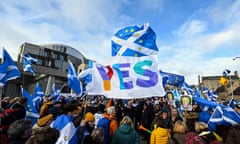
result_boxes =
[0,22,240,130]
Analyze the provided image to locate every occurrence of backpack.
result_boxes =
[185,132,206,144]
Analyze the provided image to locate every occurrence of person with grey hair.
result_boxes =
[26,127,59,144]
[83,128,105,144]
[7,119,32,144]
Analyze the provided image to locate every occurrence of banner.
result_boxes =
[85,55,165,99]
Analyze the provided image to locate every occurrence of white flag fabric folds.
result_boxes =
[80,55,165,99]
[51,115,79,144]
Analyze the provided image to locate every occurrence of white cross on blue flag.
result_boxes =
[67,60,82,95]
[0,48,21,86]
[22,53,38,75]
[111,23,158,57]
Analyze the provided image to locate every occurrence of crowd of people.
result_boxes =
[1,93,240,144]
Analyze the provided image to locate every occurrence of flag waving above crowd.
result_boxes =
[111,23,159,57]
[0,48,21,87]
[22,53,38,75]
[67,60,83,96]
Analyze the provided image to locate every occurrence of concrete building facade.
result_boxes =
[2,42,89,97]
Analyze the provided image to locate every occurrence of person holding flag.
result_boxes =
[50,101,80,144]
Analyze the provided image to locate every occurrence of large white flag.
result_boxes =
[82,55,165,99]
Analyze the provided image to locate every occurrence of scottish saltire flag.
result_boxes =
[202,86,218,101]
[223,69,231,77]
[0,48,21,86]
[172,89,181,97]
[172,89,182,101]
[21,87,39,125]
[79,60,93,85]
[111,23,158,57]
[208,106,240,131]
[51,83,65,103]
[22,54,37,75]
[228,99,235,109]
[68,60,82,96]
[51,115,79,144]
[32,83,44,112]
[193,87,202,98]
[160,71,185,87]
[181,82,193,95]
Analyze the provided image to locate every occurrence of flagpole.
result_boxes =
[229,75,234,101]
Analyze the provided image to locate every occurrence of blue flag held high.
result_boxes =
[181,82,193,95]
[111,23,158,57]
[160,70,185,87]
[68,60,82,95]
[202,86,218,102]
[21,87,39,125]
[79,60,93,85]
[0,48,21,86]
[22,53,38,75]
[223,69,231,77]
[32,83,44,112]
[50,83,65,103]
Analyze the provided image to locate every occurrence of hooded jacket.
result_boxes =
[150,127,170,144]
[112,124,140,144]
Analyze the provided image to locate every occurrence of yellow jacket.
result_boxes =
[150,127,170,144]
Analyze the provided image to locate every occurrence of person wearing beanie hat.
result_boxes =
[84,112,95,123]
[151,106,172,132]
[79,112,95,143]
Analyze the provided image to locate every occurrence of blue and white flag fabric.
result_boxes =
[111,23,158,57]
[192,96,218,109]
[32,83,44,112]
[68,60,82,96]
[208,106,240,131]
[22,53,37,75]
[51,115,79,144]
[202,86,218,102]
[181,82,193,95]
[223,69,231,77]
[79,60,93,85]
[172,89,182,99]
[50,83,65,103]
[0,48,21,87]
[21,87,39,125]
[160,71,185,88]
[193,87,202,98]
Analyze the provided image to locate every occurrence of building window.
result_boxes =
[36,59,42,65]
[55,59,63,69]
